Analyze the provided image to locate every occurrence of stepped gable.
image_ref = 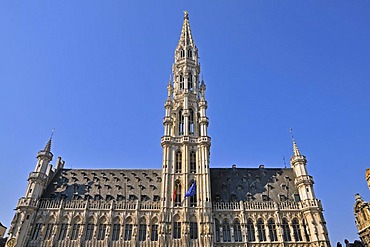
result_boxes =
[42,168,162,202]
[210,167,299,202]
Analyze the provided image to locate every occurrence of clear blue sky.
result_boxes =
[1,1,369,244]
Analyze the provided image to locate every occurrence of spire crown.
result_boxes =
[177,11,195,49]
[290,128,302,157]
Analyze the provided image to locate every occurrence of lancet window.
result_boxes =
[268,219,278,241]
[124,218,133,241]
[189,109,194,135]
[58,224,68,241]
[190,220,198,239]
[178,109,184,135]
[151,218,159,241]
[174,181,182,206]
[292,218,303,241]
[222,220,231,242]
[188,73,193,90]
[257,219,266,241]
[233,219,242,242]
[175,151,182,173]
[139,219,147,241]
[282,218,291,241]
[173,221,181,239]
[187,49,192,58]
[215,219,220,242]
[190,151,196,173]
[246,219,255,242]
[85,223,94,240]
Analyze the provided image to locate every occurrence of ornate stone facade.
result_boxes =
[6,12,330,247]
[354,169,370,246]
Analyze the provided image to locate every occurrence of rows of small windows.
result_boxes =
[214,218,309,243]
[31,218,159,242]
[178,109,195,136]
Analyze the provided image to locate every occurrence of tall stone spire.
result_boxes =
[159,12,212,246]
[290,128,301,156]
[43,138,52,153]
[177,11,195,49]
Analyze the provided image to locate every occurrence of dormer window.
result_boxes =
[262,194,269,201]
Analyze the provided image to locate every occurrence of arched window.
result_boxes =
[178,109,184,135]
[44,218,55,240]
[112,217,121,241]
[189,180,197,207]
[179,74,184,90]
[190,217,198,239]
[138,218,147,241]
[233,219,242,242]
[151,218,159,241]
[124,217,133,241]
[189,109,194,135]
[180,49,185,58]
[302,219,310,241]
[222,220,231,242]
[268,219,278,242]
[97,217,107,240]
[190,151,196,173]
[188,73,193,90]
[187,49,192,58]
[174,181,182,206]
[292,218,303,241]
[257,219,266,242]
[31,223,42,240]
[215,219,221,242]
[246,219,255,242]
[85,217,95,241]
[173,216,181,239]
[175,151,182,173]
[71,217,82,240]
[58,217,69,241]
[282,218,291,241]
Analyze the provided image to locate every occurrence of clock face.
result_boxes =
[7,238,16,247]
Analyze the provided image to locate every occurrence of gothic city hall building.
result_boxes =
[6,12,330,247]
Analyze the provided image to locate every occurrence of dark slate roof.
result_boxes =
[42,169,162,202]
[210,166,299,203]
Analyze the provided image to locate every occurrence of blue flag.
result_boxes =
[185,181,196,198]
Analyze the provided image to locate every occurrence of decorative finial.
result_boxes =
[283,156,287,168]
[200,77,206,99]
[184,11,189,20]
[167,75,173,99]
[50,128,55,140]
[290,128,301,156]
[43,129,55,153]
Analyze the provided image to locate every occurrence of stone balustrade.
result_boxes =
[38,199,161,211]
[213,201,302,212]
[28,172,48,181]
[17,197,39,208]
